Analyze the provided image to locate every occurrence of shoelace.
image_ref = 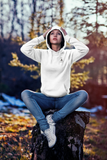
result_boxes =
[47,115,55,125]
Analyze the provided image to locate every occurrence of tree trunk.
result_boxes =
[31,110,90,160]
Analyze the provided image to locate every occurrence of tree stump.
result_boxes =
[31,110,90,160]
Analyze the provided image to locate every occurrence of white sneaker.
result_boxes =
[46,114,56,135]
[41,128,56,148]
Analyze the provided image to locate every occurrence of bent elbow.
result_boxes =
[20,45,25,53]
[85,46,89,54]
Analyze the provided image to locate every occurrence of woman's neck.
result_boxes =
[51,44,61,52]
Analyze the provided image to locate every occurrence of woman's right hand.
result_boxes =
[61,27,67,36]
[43,28,52,39]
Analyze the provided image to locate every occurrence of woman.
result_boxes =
[21,26,89,148]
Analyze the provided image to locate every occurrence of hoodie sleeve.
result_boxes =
[65,35,89,63]
[20,35,45,63]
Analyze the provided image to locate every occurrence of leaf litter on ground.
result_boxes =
[0,113,107,160]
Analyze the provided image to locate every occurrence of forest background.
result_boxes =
[0,0,107,160]
[0,0,107,108]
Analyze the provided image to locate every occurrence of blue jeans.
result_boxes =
[21,90,88,131]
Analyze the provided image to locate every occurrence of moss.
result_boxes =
[89,117,99,126]
[86,125,101,135]
[99,138,107,145]
[88,137,96,145]
[93,147,107,160]
[83,145,96,156]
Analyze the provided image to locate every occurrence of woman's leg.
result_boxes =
[21,89,54,131]
[52,90,88,122]
[21,89,57,148]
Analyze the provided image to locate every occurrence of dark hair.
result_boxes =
[47,31,64,49]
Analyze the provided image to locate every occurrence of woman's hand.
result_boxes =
[61,27,67,36]
[43,28,52,39]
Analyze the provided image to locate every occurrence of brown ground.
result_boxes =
[83,115,107,160]
[0,113,107,160]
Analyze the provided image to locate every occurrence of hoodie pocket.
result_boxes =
[41,82,68,97]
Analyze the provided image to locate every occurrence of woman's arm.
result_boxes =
[20,28,52,62]
[61,27,89,63]
[43,28,52,39]
[65,35,89,62]
[20,35,45,63]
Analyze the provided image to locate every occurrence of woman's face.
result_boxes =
[49,29,62,45]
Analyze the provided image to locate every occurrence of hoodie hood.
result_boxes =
[46,25,66,52]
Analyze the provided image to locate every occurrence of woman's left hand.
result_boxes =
[61,27,67,36]
[43,28,52,39]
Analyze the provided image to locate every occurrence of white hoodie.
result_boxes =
[20,26,89,97]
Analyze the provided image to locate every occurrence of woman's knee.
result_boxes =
[80,90,88,100]
[21,89,30,101]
